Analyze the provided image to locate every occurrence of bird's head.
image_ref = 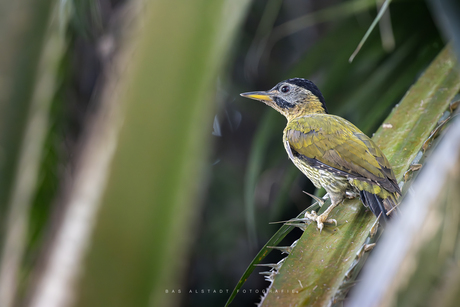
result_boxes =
[240,78,328,120]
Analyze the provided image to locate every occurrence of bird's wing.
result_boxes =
[285,115,400,194]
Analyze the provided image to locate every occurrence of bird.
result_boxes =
[240,78,400,231]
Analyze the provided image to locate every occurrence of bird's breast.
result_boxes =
[290,156,349,192]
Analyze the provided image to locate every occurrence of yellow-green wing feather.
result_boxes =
[285,114,400,195]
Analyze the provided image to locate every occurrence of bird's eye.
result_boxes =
[280,85,290,93]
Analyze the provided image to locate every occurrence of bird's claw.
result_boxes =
[304,211,337,232]
[304,210,318,222]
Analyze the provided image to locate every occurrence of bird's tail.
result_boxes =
[359,191,398,225]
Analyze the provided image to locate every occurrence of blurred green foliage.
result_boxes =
[0,0,450,306]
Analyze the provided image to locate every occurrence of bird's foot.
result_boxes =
[304,210,337,232]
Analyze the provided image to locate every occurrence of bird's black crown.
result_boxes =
[284,78,328,113]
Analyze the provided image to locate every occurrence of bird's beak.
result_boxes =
[240,91,274,102]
